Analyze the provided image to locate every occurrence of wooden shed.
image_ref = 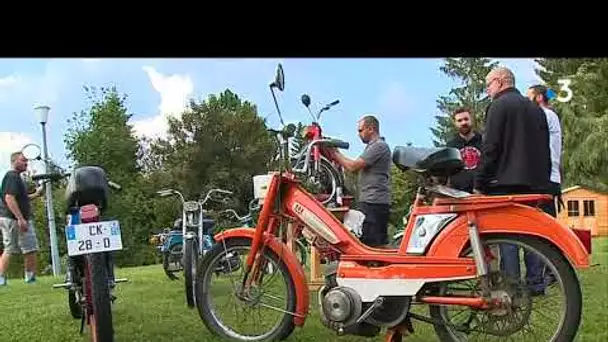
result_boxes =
[557,186,608,237]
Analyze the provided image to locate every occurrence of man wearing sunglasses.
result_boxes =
[329,115,392,248]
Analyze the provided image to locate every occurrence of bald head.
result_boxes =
[486,67,516,98]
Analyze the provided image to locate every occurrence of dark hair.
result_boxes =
[361,115,380,132]
[528,84,549,104]
[452,107,471,119]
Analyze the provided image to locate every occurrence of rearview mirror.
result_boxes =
[21,143,42,161]
[301,94,311,107]
[273,64,285,91]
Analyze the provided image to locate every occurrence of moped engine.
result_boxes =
[319,286,362,331]
[319,265,381,337]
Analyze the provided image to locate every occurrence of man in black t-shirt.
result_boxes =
[446,107,483,193]
[0,152,44,285]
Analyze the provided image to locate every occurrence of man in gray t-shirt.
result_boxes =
[329,115,391,247]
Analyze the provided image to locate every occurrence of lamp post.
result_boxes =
[35,105,61,277]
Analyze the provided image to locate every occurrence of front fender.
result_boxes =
[214,228,310,326]
[427,205,590,269]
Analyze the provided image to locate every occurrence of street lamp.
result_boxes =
[34,105,61,277]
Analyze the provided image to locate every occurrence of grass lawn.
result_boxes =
[0,238,606,342]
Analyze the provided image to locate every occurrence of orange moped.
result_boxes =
[195,64,589,342]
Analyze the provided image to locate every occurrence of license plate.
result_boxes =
[65,220,123,256]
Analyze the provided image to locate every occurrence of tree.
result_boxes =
[290,122,307,158]
[535,58,608,190]
[64,86,141,186]
[149,89,276,214]
[64,86,161,266]
[430,58,498,146]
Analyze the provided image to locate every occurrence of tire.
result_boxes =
[429,234,583,342]
[68,289,83,319]
[196,237,296,341]
[163,243,182,280]
[86,253,114,342]
[292,156,343,205]
[183,238,198,308]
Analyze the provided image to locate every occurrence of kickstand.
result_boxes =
[79,314,85,334]
[385,315,415,342]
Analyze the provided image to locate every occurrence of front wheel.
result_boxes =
[196,237,296,341]
[429,235,583,342]
[85,253,114,342]
[183,238,198,308]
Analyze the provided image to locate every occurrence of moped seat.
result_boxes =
[392,146,464,177]
[65,166,109,210]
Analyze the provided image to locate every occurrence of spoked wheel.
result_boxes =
[163,243,183,280]
[429,235,582,342]
[292,157,342,206]
[183,238,199,308]
[84,253,114,342]
[196,238,296,341]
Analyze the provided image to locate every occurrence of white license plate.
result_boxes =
[65,220,123,256]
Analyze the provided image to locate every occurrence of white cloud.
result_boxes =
[131,66,194,139]
[0,132,46,177]
[0,74,20,88]
[0,62,65,108]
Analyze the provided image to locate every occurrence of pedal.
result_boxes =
[114,278,128,283]
[53,282,73,289]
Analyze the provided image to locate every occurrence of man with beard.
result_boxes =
[328,115,392,248]
[446,107,483,193]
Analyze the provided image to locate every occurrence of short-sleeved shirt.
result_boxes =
[358,138,391,204]
[0,170,31,220]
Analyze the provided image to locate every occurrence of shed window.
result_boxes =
[567,200,579,217]
[583,200,595,217]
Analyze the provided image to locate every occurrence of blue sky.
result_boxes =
[0,58,542,176]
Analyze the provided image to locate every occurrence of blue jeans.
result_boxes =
[486,185,555,293]
[499,243,546,292]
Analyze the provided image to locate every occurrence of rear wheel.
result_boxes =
[292,157,342,206]
[68,288,83,319]
[183,238,198,308]
[85,253,113,342]
[429,235,582,342]
[196,238,296,341]
[163,243,183,280]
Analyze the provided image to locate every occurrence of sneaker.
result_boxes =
[0,275,6,286]
[24,271,36,284]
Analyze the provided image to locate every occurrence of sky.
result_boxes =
[0,58,542,177]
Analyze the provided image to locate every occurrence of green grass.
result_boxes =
[1,238,607,342]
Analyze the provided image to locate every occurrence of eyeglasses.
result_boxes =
[486,78,499,88]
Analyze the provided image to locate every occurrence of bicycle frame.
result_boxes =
[215,170,591,327]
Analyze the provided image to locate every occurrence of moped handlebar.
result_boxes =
[31,172,121,191]
[221,209,252,224]
[200,188,234,206]
[31,172,69,182]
